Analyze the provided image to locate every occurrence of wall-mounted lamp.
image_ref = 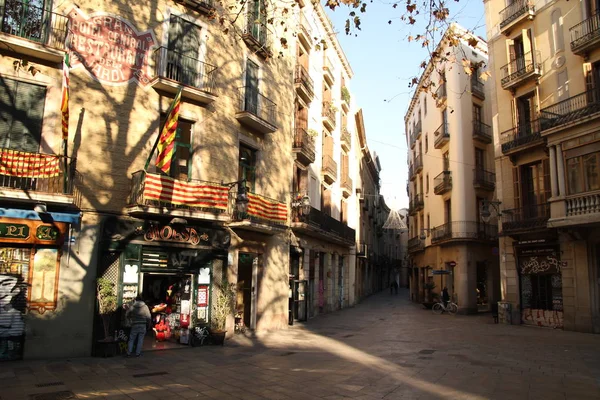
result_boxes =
[419,228,432,240]
[480,200,502,223]
[34,202,48,214]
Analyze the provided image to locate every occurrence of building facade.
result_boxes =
[406,25,501,313]
[485,0,600,332]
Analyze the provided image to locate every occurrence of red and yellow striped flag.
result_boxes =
[60,54,70,140]
[155,87,182,175]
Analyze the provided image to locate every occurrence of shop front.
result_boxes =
[0,216,70,361]
[97,217,230,354]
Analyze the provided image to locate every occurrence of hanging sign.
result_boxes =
[0,218,67,245]
[197,286,208,307]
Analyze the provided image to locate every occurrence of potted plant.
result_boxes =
[341,86,351,103]
[307,128,319,137]
[422,282,437,309]
[211,282,236,345]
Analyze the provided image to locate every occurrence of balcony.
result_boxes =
[501,203,549,234]
[499,0,535,35]
[408,237,424,253]
[292,128,316,166]
[409,132,416,149]
[414,154,423,173]
[341,127,351,151]
[500,51,542,90]
[431,221,498,244]
[549,191,600,227]
[473,169,496,191]
[0,149,78,206]
[341,175,352,198]
[570,13,600,56]
[322,101,337,131]
[322,155,337,184]
[323,57,335,86]
[540,89,600,133]
[434,171,452,195]
[357,242,368,258]
[473,121,493,144]
[414,120,422,139]
[175,0,215,15]
[0,0,69,62]
[413,194,424,212]
[500,120,543,155]
[291,205,355,246]
[295,64,314,104]
[436,83,447,105]
[341,86,351,112]
[229,189,287,233]
[236,86,277,134]
[242,15,272,59]
[127,171,230,222]
[471,78,485,99]
[434,122,450,149]
[150,47,217,105]
[409,164,416,181]
[298,12,313,50]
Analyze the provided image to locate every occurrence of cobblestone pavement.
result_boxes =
[1,289,600,400]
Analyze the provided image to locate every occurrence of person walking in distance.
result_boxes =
[442,287,450,310]
[126,294,151,357]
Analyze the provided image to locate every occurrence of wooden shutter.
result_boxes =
[0,78,45,153]
[513,166,521,209]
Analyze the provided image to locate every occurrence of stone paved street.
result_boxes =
[1,289,600,400]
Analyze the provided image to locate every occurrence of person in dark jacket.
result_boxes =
[126,294,151,357]
[442,287,450,309]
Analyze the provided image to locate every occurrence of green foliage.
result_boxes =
[96,277,117,315]
[212,282,236,331]
[341,86,351,103]
[307,128,320,137]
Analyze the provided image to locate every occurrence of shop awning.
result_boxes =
[0,208,81,224]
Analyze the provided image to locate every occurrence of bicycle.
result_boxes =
[190,326,212,347]
[432,301,458,315]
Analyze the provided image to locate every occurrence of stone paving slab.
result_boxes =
[1,289,600,399]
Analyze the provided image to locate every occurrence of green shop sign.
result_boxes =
[0,223,30,239]
[36,226,59,241]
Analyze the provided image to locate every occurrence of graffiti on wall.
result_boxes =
[0,248,29,361]
[520,254,560,275]
[522,308,564,329]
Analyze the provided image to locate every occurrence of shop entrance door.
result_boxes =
[237,253,257,330]
[308,251,315,318]
[318,252,325,313]
[476,262,489,312]
[292,280,307,321]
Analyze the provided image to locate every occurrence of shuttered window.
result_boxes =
[0,78,45,153]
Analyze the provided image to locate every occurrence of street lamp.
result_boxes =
[480,200,502,223]
[223,179,249,216]
[301,194,311,215]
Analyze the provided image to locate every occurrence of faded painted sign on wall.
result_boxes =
[67,8,156,87]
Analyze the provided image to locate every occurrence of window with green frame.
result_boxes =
[238,144,256,192]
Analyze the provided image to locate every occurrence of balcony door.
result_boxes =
[510,35,525,73]
[519,161,550,218]
[244,60,259,115]
[248,0,266,44]
[239,144,257,192]
[167,16,201,87]
[516,93,535,137]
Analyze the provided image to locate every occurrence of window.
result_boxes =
[473,104,482,124]
[443,152,450,171]
[244,59,259,114]
[567,152,600,194]
[239,144,257,191]
[445,200,451,223]
[475,148,484,170]
[0,78,45,153]
[247,0,268,44]
[167,15,201,86]
[423,95,427,115]
[426,174,429,193]
[427,214,430,235]
[425,134,428,153]
[550,10,564,56]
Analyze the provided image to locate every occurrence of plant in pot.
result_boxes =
[341,86,351,103]
[422,282,437,309]
[211,282,236,345]
[97,277,117,342]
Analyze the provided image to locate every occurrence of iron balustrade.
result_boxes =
[501,203,550,233]
[357,242,368,256]
[499,0,535,30]
[434,171,452,194]
[153,47,217,93]
[341,127,351,148]
[230,188,287,226]
[431,221,498,243]
[414,154,423,171]
[0,0,69,49]
[341,175,352,193]
[292,205,355,243]
[471,78,485,98]
[322,155,337,180]
[237,86,277,126]
[408,164,415,180]
[500,119,542,153]
[294,64,314,97]
[436,83,447,101]
[413,193,424,210]
[500,51,541,88]
[176,0,215,13]
[0,150,77,195]
[415,120,422,135]
[293,128,316,163]
[540,89,600,131]
[243,13,271,51]
[299,12,312,41]
[408,237,424,252]
[322,101,336,126]
[473,120,492,142]
[570,13,600,52]
[434,122,450,148]
[473,168,496,189]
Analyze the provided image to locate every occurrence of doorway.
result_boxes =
[237,253,257,330]
[476,262,489,311]
[318,252,325,313]
[308,250,315,318]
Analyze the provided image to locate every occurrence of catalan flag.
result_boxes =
[60,54,70,140]
[155,87,182,175]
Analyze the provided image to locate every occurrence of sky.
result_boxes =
[325,0,487,210]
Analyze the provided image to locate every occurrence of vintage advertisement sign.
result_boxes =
[67,8,156,87]
[0,218,67,245]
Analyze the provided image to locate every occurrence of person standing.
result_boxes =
[442,287,450,310]
[126,294,151,357]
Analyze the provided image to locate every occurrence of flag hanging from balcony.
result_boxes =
[155,87,182,175]
[60,54,70,140]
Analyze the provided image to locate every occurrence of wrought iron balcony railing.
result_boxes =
[431,221,498,243]
[175,0,215,14]
[408,237,424,252]
[500,51,541,89]
[0,0,69,50]
[237,86,277,126]
[471,78,485,99]
[0,148,77,196]
[413,193,424,210]
[500,119,543,154]
[540,89,600,131]
[341,127,351,150]
[436,83,447,102]
[230,188,287,226]
[294,64,314,99]
[322,101,336,129]
[414,154,423,172]
[242,13,272,58]
[409,164,415,181]
[434,122,450,149]
[414,120,422,136]
[341,175,352,195]
[473,120,492,143]
[153,47,217,93]
[293,128,316,165]
[570,13,600,54]
[473,168,496,190]
[291,204,355,243]
[322,155,337,181]
[434,170,452,194]
[499,0,535,31]
[501,203,550,233]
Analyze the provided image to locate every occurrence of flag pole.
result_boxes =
[144,87,183,171]
[61,54,70,194]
